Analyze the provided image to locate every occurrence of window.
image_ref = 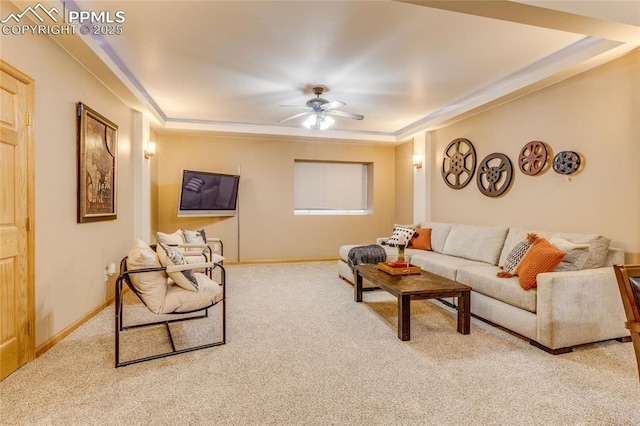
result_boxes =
[294,161,370,215]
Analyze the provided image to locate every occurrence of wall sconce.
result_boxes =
[412,154,423,169]
[144,141,156,159]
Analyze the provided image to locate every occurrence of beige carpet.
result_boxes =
[1,262,638,425]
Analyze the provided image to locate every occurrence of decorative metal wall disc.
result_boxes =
[552,151,581,175]
[476,153,513,197]
[518,141,548,176]
[441,138,476,189]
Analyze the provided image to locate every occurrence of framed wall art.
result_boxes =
[77,102,118,223]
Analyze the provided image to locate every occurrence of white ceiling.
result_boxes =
[50,1,640,142]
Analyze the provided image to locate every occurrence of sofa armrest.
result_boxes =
[375,237,389,245]
[536,267,629,350]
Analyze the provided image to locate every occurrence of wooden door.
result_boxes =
[0,61,35,381]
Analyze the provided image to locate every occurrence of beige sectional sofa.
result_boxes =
[338,222,629,354]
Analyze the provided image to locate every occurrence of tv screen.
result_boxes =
[177,170,240,217]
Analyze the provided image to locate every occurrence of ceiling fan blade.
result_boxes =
[326,110,364,120]
[322,100,346,110]
[278,105,311,109]
[279,111,311,123]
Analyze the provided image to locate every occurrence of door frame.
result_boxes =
[1,59,36,369]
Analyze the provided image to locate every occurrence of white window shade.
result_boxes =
[294,161,368,214]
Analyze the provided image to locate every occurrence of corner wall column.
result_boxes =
[413,131,432,224]
[132,111,151,242]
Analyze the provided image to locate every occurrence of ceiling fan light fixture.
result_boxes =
[303,113,334,130]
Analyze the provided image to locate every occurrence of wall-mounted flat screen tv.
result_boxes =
[177,169,240,217]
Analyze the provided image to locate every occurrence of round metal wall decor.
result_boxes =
[552,151,581,175]
[518,141,548,176]
[441,138,476,189]
[476,153,513,197]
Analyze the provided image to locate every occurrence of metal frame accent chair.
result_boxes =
[115,239,226,367]
[613,264,640,381]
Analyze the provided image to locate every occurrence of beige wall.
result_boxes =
[154,133,396,261]
[2,28,136,346]
[2,0,637,351]
[428,51,640,261]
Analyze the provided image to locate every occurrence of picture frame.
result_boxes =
[77,102,118,223]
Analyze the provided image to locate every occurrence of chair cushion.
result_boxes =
[126,239,167,314]
[157,243,199,291]
[161,273,224,314]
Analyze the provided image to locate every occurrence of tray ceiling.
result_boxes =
[40,1,640,142]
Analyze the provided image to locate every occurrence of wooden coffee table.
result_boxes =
[354,264,471,341]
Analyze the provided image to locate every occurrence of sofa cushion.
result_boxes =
[457,265,537,313]
[418,222,452,254]
[411,251,486,281]
[442,224,508,265]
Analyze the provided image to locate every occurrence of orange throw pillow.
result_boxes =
[408,228,432,251]
[515,238,565,290]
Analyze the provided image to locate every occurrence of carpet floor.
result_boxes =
[1,262,638,425]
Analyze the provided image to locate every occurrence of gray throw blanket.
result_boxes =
[347,244,387,271]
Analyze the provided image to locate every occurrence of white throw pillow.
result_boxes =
[549,237,590,271]
[156,230,185,246]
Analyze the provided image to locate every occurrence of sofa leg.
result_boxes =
[616,336,632,343]
[530,340,573,355]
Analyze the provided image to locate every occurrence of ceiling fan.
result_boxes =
[279,86,364,130]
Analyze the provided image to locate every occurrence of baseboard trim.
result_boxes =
[35,296,115,357]
[228,257,339,265]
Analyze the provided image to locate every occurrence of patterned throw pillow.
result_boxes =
[182,229,206,245]
[157,243,199,291]
[515,237,565,290]
[384,226,417,247]
[182,229,207,253]
[497,233,538,278]
[185,177,205,193]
